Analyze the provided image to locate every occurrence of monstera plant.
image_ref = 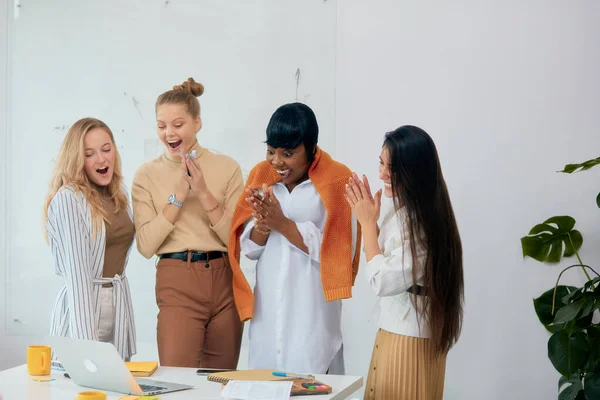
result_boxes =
[521,157,600,400]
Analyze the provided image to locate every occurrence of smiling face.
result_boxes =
[156,103,202,157]
[379,146,393,198]
[83,128,115,187]
[266,143,311,188]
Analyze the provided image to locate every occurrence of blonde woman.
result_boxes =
[132,78,244,368]
[44,117,136,360]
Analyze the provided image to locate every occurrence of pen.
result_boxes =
[272,371,315,379]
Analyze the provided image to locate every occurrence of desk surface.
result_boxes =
[0,365,363,400]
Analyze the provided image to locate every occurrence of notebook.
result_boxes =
[125,362,159,377]
[207,369,290,384]
[207,370,332,396]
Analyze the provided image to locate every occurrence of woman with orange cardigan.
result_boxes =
[229,103,361,374]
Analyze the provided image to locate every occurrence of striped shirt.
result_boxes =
[46,185,136,360]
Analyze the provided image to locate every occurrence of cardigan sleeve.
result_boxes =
[47,189,99,340]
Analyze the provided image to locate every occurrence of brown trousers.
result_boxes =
[155,253,243,368]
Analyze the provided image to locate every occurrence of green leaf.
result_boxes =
[560,157,600,174]
[559,373,584,400]
[584,373,600,400]
[534,286,579,332]
[597,192,600,209]
[587,327,600,371]
[576,312,594,330]
[579,298,595,320]
[585,358,600,374]
[563,289,585,305]
[584,277,600,292]
[549,331,590,376]
[563,313,594,336]
[521,217,583,263]
[555,302,584,324]
[588,327,600,338]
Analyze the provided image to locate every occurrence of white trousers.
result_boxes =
[98,286,115,344]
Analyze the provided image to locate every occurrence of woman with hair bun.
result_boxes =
[132,78,244,368]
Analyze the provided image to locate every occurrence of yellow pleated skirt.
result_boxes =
[364,328,447,400]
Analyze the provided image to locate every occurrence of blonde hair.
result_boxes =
[155,77,205,118]
[43,117,128,240]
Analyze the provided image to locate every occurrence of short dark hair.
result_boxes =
[265,103,319,162]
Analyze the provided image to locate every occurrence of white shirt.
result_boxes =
[240,180,345,374]
[365,196,430,338]
[46,186,137,360]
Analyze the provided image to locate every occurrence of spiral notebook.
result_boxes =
[207,369,288,384]
[207,370,332,396]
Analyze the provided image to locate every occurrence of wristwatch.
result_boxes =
[167,193,183,208]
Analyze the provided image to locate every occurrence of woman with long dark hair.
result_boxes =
[346,125,464,399]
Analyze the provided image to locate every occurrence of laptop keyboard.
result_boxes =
[139,383,167,392]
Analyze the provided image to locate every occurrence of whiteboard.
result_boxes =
[6,0,336,358]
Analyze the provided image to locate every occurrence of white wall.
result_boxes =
[336,1,600,399]
[0,0,13,367]
[3,1,600,399]
[1,0,336,371]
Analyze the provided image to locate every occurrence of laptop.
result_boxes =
[47,336,193,396]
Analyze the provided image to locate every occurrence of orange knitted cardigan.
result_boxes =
[228,147,362,321]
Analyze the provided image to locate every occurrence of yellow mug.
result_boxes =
[76,392,107,400]
[26,345,51,376]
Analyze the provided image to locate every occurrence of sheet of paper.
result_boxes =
[221,380,293,400]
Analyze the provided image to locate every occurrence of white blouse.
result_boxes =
[240,180,355,374]
[46,186,136,360]
[365,196,430,338]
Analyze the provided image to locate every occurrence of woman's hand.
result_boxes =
[184,153,209,198]
[175,152,191,202]
[345,173,382,226]
[245,188,271,236]
[251,184,289,233]
[248,185,308,253]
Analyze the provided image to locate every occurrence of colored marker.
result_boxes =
[272,371,315,379]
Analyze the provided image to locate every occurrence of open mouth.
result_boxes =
[168,140,182,151]
[276,169,291,179]
[384,183,392,189]
[97,167,109,176]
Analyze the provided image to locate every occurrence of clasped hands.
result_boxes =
[245,184,287,235]
[175,149,209,203]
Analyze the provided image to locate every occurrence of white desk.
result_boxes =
[0,365,363,400]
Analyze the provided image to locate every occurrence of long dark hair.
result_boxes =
[384,125,464,354]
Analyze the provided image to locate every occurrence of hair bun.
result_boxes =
[173,77,204,97]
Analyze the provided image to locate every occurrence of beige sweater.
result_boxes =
[131,143,244,258]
